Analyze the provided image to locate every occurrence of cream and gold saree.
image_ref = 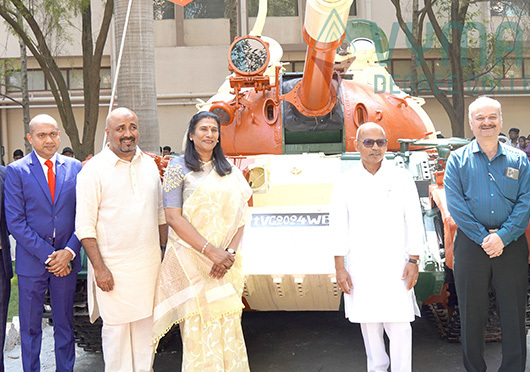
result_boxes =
[152,159,251,372]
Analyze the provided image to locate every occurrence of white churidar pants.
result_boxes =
[360,322,412,372]
[101,315,156,372]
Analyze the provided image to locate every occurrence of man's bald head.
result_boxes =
[106,107,138,129]
[27,114,61,159]
[105,107,139,161]
[356,122,386,141]
[29,114,58,135]
[354,122,387,175]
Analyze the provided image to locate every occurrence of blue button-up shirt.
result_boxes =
[444,140,530,246]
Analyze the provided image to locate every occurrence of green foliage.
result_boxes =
[248,0,298,17]
[153,0,174,20]
[183,0,227,19]
[491,1,530,17]
[7,262,17,322]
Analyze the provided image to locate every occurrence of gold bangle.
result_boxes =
[201,241,209,254]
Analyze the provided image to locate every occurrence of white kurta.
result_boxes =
[76,147,165,325]
[330,160,423,323]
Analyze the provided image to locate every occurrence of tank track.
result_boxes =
[425,266,530,343]
[71,278,181,353]
[423,295,502,343]
[72,279,103,352]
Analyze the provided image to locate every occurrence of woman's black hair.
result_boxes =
[184,111,232,176]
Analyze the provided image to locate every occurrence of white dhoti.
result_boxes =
[102,315,156,372]
[360,322,412,372]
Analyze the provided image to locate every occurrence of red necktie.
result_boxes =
[45,160,55,202]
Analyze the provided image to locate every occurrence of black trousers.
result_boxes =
[454,229,528,372]
[0,257,10,372]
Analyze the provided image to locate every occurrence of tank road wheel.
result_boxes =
[73,278,103,352]
[425,210,530,342]
[72,278,181,353]
[425,267,530,343]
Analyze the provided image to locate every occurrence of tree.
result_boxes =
[113,0,159,153]
[0,0,114,159]
[389,0,528,137]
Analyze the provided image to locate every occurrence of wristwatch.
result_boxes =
[408,258,420,265]
[226,248,236,255]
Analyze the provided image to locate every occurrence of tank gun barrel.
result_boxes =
[295,0,353,115]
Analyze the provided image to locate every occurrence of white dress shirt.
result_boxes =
[34,151,76,262]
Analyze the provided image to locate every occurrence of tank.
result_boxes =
[198,0,448,314]
[195,0,530,342]
[69,1,517,351]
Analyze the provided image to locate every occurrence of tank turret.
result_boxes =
[201,0,446,317]
[206,0,436,156]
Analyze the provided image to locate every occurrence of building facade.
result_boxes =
[0,0,528,161]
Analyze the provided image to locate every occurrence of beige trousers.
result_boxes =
[101,315,156,372]
[360,322,412,372]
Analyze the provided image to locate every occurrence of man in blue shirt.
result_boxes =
[444,96,530,372]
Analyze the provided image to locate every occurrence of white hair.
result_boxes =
[468,96,502,123]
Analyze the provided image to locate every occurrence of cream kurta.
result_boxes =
[76,147,165,325]
[330,160,423,323]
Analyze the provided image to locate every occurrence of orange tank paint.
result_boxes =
[298,28,342,114]
[341,80,431,152]
[221,89,283,156]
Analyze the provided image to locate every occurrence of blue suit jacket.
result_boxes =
[5,151,82,277]
[0,166,12,280]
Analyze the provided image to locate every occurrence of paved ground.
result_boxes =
[5,311,529,371]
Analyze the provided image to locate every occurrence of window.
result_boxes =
[184,0,228,19]
[284,61,305,72]
[6,67,112,92]
[349,0,357,16]
[27,70,45,91]
[504,58,523,79]
[248,0,298,17]
[100,68,112,89]
[390,57,530,94]
[392,60,412,80]
[154,0,175,20]
[433,60,451,79]
[69,69,83,89]
[491,1,530,17]
[6,71,21,92]
[525,59,530,78]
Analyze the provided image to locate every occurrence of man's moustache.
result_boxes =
[120,137,136,142]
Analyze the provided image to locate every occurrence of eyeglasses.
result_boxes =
[360,138,388,148]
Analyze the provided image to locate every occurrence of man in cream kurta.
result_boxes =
[332,123,423,372]
[76,108,167,372]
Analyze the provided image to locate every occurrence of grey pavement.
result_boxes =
[4,311,530,371]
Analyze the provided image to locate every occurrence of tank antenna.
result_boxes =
[249,0,267,36]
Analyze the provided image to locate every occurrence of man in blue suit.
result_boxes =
[5,114,82,372]
[0,165,12,372]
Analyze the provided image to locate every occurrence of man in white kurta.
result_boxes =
[332,123,423,372]
[76,108,166,372]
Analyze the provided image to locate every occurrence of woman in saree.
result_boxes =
[152,111,252,371]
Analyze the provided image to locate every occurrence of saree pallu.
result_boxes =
[152,165,251,371]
